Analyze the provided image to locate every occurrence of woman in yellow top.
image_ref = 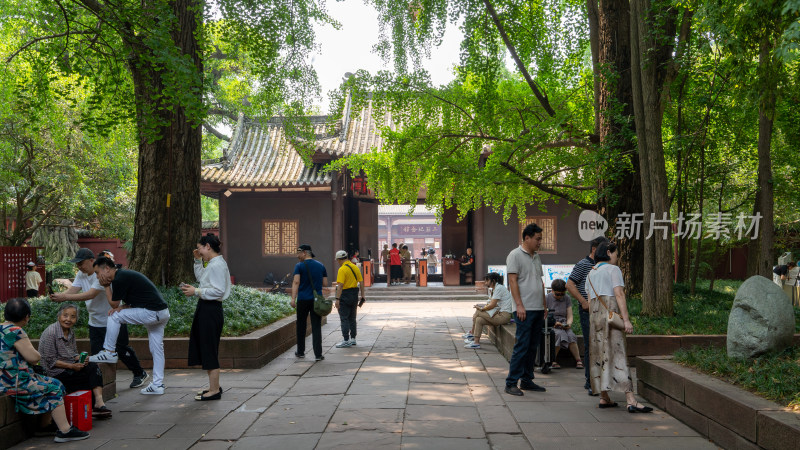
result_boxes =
[334,250,365,348]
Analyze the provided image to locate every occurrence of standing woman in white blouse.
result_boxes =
[181,233,231,401]
[584,241,652,413]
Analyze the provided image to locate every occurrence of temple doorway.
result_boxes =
[377,205,442,278]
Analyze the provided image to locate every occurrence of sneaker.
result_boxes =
[295,351,305,358]
[335,340,353,348]
[140,383,165,395]
[130,371,149,388]
[88,349,118,364]
[54,426,89,443]
[463,337,474,344]
[464,343,481,349]
[504,385,524,396]
[519,382,546,392]
[462,332,474,339]
[315,355,325,361]
[349,339,356,346]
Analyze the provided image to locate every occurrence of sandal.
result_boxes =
[195,387,223,401]
[627,403,653,413]
[551,362,561,369]
[576,360,584,369]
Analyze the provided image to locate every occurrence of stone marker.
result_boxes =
[727,275,795,359]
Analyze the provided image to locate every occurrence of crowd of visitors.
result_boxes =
[455,224,652,415]
[3,218,660,446]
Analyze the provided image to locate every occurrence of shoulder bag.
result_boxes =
[587,267,625,331]
[303,260,332,316]
[344,263,366,307]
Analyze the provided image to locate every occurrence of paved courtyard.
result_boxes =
[15,301,719,449]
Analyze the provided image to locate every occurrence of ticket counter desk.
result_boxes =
[442,258,461,286]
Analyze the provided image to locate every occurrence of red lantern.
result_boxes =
[351,174,369,195]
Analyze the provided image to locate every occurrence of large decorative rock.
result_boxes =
[727,275,795,359]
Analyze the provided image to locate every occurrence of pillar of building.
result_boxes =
[474,207,485,281]
[332,177,344,269]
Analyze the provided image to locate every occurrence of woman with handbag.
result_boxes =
[584,241,652,413]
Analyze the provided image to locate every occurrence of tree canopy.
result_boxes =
[328,0,799,314]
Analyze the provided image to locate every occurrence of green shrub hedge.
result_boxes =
[571,279,799,335]
[49,261,77,280]
[1,285,294,339]
[674,346,800,410]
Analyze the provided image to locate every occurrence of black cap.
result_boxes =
[297,244,315,257]
[68,248,95,263]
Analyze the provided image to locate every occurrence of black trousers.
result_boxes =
[338,288,359,340]
[296,299,322,358]
[27,289,39,298]
[55,363,104,405]
[89,324,145,377]
[188,300,224,370]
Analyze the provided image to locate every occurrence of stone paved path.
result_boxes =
[15,301,719,449]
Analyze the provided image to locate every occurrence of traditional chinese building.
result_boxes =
[200,106,587,286]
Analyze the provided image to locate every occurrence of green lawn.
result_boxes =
[3,285,294,338]
[674,346,800,410]
[571,279,800,335]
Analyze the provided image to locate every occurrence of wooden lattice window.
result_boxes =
[262,220,299,256]
[520,217,557,254]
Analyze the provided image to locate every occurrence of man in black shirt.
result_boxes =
[460,247,475,285]
[89,257,171,395]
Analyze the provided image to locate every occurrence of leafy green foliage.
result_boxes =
[48,262,76,281]
[325,0,599,224]
[1,0,334,279]
[2,285,294,339]
[0,18,138,244]
[674,346,800,410]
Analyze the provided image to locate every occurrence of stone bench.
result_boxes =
[487,322,800,366]
[637,356,800,450]
[486,321,584,366]
[0,364,115,449]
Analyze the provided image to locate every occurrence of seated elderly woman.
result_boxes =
[0,298,90,442]
[463,272,513,349]
[545,279,583,369]
[38,303,111,418]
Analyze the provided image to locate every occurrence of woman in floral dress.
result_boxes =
[584,242,653,413]
[1,298,90,442]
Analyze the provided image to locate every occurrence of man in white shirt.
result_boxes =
[504,223,548,396]
[51,248,149,389]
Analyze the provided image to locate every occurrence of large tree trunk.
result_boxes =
[629,0,675,316]
[591,0,644,294]
[748,32,776,277]
[128,0,203,285]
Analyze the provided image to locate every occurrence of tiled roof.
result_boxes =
[201,101,390,188]
[315,101,391,157]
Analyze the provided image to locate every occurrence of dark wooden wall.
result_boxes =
[221,192,335,286]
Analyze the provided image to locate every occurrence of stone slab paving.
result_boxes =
[13,301,720,449]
